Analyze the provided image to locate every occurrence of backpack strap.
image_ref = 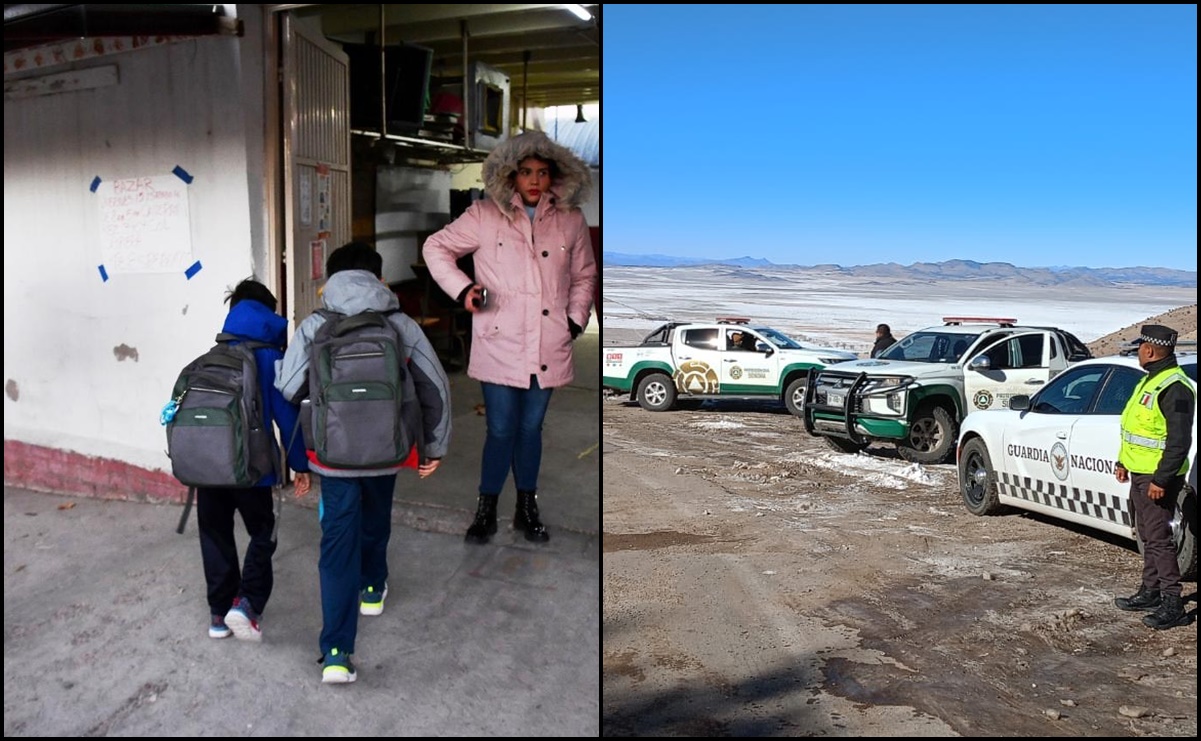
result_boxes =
[176,486,195,534]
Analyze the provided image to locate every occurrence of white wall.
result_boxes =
[3,29,267,473]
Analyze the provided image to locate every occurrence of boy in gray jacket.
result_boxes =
[275,241,452,684]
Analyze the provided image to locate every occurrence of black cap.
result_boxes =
[1135,324,1177,348]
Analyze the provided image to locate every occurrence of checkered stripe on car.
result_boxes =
[997,472,1131,528]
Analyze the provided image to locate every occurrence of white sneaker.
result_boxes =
[209,615,232,639]
[359,584,388,616]
[224,597,263,642]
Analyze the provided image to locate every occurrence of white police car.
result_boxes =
[957,351,1198,579]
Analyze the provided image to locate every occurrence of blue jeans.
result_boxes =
[317,474,396,656]
[479,375,554,495]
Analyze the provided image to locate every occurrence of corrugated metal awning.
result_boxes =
[3,4,237,54]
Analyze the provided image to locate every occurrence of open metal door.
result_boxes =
[281,13,351,327]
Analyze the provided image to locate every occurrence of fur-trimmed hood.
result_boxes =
[482,131,592,214]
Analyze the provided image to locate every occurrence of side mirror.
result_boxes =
[762,346,774,357]
[1008,395,1031,411]
[968,355,991,372]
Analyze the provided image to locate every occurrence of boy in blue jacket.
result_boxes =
[200,279,311,641]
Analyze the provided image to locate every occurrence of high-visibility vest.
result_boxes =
[1118,365,1195,475]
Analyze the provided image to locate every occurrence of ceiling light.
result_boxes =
[565,4,592,21]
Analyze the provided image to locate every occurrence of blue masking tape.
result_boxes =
[98,265,109,282]
[90,176,102,193]
[172,166,193,184]
[185,261,202,280]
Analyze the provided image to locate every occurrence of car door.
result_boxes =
[673,326,723,395]
[1064,365,1145,537]
[964,331,1056,412]
[720,328,779,394]
[1000,365,1104,508]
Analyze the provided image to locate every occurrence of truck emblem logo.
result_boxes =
[674,360,720,394]
[1050,442,1070,481]
[730,366,743,380]
[973,389,993,410]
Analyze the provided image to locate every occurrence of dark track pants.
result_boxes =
[196,486,277,616]
[317,474,397,656]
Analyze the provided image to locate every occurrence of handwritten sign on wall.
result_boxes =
[98,175,192,273]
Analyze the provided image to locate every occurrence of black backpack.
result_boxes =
[305,309,421,468]
[165,334,278,488]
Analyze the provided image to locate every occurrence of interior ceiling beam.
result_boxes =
[475,69,598,85]
[523,94,599,107]
[333,10,595,46]
[430,47,595,67]
[315,4,588,33]
[479,60,598,76]
[420,28,598,57]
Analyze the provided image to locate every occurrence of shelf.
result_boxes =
[351,129,492,165]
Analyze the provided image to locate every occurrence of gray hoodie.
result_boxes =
[275,270,452,476]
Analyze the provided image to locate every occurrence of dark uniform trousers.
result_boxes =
[196,486,277,616]
[1129,472,1184,598]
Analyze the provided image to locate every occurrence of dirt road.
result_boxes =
[602,396,1197,737]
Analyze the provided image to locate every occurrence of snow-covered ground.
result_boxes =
[603,265,1196,354]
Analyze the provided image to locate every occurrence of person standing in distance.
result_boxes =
[870,323,897,358]
[422,131,597,544]
[1112,324,1195,630]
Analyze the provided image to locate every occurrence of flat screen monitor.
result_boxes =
[344,41,434,134]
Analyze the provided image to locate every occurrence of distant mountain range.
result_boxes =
[603,254,1197,288]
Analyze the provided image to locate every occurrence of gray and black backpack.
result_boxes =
[165,334,277,488]
[305,309,420,468]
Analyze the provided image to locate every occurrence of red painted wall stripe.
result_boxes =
[4,440,186,504]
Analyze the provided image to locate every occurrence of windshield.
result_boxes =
[879,330,981,363]
[752,326,804,349]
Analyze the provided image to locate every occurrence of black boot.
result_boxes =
[1142,593,1191,630]
[514,490,549,543]
[1114,585,1162,612]
[465,495,498,544]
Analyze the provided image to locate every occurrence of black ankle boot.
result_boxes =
[465,495,498,544]
[514,490,549,543]
[1142,593,1191,630]
[1114,585,1161,612]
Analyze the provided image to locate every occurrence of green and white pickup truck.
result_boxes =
[602,317,859,415]
[802,317,1094,464]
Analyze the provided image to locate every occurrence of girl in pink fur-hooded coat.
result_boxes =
[423,131,597,545]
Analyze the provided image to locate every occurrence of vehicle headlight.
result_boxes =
[819,356,849,365]
[862,376,911,394]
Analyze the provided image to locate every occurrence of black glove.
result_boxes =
[568,317,582,340]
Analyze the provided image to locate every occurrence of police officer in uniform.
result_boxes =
[1113,324,1196,630]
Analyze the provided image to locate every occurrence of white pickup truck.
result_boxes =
[602,317,858,414]
[802,317,1094,464]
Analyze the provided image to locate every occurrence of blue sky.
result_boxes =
[603,4,1197,271]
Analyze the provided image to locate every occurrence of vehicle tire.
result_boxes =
[897,405,958,464]
[636,373,677,412]
[783,377,807,418]
[824,437,868,455]
[1136,483,1197,582]
[959,437,1003,516]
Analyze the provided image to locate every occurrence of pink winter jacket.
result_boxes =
[423,132,598,389]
